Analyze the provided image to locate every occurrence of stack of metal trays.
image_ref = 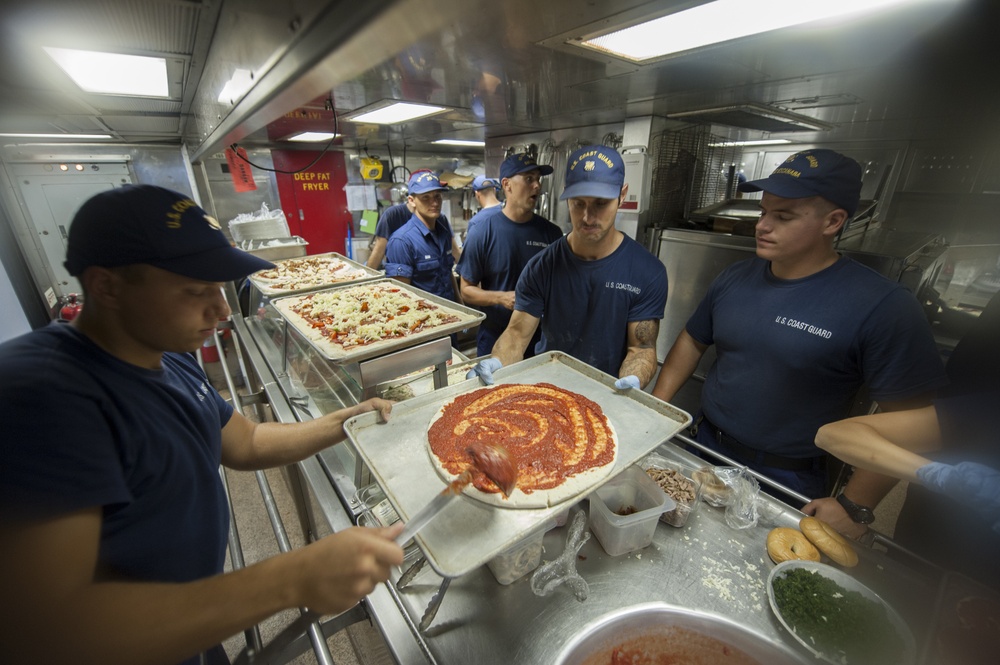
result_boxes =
[239,236,309,261]
[343,351,693,577]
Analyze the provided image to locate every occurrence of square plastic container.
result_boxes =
[640,453,703,527]
[486,527,546,585]
[588,465,673,556]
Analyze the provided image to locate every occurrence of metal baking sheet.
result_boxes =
[343,351,692,578]
[247,251,383,296]
[270,278,484,365]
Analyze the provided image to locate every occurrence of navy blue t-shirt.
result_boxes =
[686,256,948,457]
[385,214,457,301]
[374,202,412,240]
[466,204,502,236]
[516,235,668,376]
[0,323,232,587]
[458,208,562,335]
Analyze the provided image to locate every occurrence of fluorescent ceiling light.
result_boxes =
[286,132,339,142]
[581,0,916,61]
[0,133,113,140]
[217,69,254,103]
[432,139,486,147]
[347,102,447,124]
[44,47,169,97]
[708,139,793,147]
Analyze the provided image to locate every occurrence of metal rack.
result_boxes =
[648,125,739,228]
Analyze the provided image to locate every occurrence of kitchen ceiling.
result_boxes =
[0,0,995,157]
[0,0,217,143]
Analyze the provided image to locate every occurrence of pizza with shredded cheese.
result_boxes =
[249,254,374,295]
[273,282,477,359]
[427,383,618,508]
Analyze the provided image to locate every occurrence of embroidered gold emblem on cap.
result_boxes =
[584,161,596,171]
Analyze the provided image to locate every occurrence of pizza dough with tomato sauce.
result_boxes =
[427,383,618,508]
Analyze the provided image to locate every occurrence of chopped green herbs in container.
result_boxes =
[773,568,905,664]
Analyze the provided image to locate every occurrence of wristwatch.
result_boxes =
[836,492,875,524]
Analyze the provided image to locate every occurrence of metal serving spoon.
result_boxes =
[394,440,518,544]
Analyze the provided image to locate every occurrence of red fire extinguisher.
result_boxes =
[60,293,83,321]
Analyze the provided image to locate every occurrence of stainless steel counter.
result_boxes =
[231,299,935,665]
[311,439,933,664]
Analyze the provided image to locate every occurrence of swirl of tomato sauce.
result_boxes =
[428,383,615,495]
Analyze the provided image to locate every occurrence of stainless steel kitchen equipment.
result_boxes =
[554,602,807,665]
[344,351,692,578]
[221,276,942,664]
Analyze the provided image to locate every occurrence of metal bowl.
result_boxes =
[767,560,917,665]
[554,602,807,665]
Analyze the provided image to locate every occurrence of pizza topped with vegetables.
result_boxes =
[250,255,371,294]
[273,282,475,357]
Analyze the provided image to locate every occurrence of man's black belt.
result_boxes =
[698,416,822,472]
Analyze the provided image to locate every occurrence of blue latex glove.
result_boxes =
[917,461,1000,533]
[466,357,503,385]
[614,375,641,390]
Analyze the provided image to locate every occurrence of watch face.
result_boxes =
[838,493,876,524]
[854,508,875,524]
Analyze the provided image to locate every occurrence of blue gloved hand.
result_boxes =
[466,357,503,385]
[614,375,641,390]
[917,461,1000,533]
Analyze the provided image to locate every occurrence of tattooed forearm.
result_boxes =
[620,320,659,387]
[632,319,658,347]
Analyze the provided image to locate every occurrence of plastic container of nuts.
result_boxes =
[640,453,703,527]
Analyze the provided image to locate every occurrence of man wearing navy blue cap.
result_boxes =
[385,171,460,301]
[465,174,502,236]
[0,185,403,665]
[468,145,667,389]
[652,149,947,533]
[459,155,563,357]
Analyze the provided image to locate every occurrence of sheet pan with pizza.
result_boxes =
[343,351,692,577]
[249,252,378,295]
[272,281,480,360]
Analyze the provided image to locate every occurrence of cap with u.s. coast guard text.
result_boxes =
[407,170,448,195]
[739,149,863,216]
[559,145,626,200]
[64,184,274,282]
[499,153,554,181]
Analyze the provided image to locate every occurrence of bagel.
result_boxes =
[693,467,730,507]
[766,527,821,564]
[799,516,859,568]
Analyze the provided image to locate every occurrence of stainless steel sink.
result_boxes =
[554,602,807,665]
